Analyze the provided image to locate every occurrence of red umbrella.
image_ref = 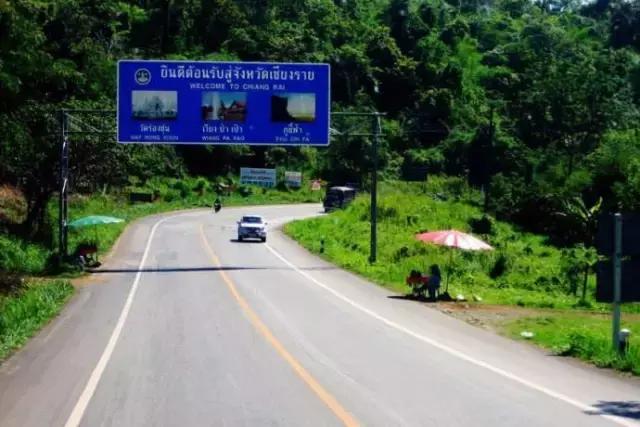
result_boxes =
[415,230,493,251]
[415,230,494,293]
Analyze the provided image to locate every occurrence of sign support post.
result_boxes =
[612,212,622,353]
[56,109,116,261]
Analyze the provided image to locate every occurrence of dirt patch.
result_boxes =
[435,302,553,333]
[434,301,640,334]
[70,274,108,288]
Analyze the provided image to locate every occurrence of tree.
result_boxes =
[556,196,602,244]
[0,0,143,239]
[561,244,598,300]
[610,0,640,51]
[2,0,640,251]
[0,103,60,240]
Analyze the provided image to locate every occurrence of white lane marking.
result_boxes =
[64,213,187,427]
[264,243,637,427]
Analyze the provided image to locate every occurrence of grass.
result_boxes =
[3,176,638,374]
[0,176,323,275]
[0,175,320,362]
[0,235,51,274]
[285,176,640,374]
[0,279,74,361]
[286,178,582,308]
[59,179,321,263]
[286,178,639,313]
[503,312,640,375]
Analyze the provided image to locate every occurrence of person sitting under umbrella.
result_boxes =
[415,230,493,299]
[68,215,124,269]
[426,264,441,301]
[408,264,441,301]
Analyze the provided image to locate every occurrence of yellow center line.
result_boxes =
[199,224,359,427]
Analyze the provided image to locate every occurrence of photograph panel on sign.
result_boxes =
[132,91,178,120]
[201,92,247,121]
[271,93,316,123]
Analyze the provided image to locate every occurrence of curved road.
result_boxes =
[0,205,638,427]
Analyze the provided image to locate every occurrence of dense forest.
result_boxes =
[1,0,639,247]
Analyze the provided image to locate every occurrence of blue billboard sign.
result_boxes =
[117,60,330,146]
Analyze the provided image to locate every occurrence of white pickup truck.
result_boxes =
[237,215,267,242]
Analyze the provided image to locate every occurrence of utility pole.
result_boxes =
[330,111,385,265]
[612,213,622,353]
[369,113,382,264]
[484,105,494,212]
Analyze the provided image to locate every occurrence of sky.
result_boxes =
[284,93,316,118]
[132,91,177,110]
[202,92,246,108]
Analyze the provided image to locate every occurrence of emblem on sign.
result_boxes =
[135,69,151,85]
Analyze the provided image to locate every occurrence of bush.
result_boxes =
[286,181,571,306]
[193,177,209,195]
[403,148,446,176]
[378,205,399,220]
[470,215,493,234]
[487,173,528,220]
[490,253,509,279]
[172,180,192,198]
[442,177,471,200]
[560,245,598,298]
[392,246,411,262]
[0,273,24,294]
[422,175,480,204]
[554,331,607,358]
[214,179,230,195]
[162,189,181,202]
[276,181,290,191]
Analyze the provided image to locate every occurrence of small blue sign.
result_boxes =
[117,60,330,146]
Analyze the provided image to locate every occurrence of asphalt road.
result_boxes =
[1,204,639,427]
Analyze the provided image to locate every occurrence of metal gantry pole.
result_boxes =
[612,213,622,353]
[59,111,70,260]
[56,109,117,262]
[59,112,64,261]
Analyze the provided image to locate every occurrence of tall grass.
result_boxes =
[0,279,74,360]
[285,178,632,310]
[0,235,51,274]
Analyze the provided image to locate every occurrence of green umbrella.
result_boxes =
[68,215,124,228]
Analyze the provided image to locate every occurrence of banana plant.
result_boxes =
[557,196,602,301]
[557,196,603,245]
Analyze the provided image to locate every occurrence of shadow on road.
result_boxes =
[229,239,264,244]
[387,295,436,303]
[586,401,640,420]
[90,265,337,274]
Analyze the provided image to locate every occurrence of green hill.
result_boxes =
[287,178,593,309]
